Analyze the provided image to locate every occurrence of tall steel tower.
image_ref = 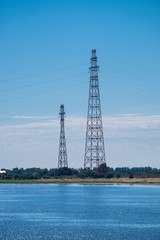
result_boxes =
[58,104,68,168]
[84,49,106,170]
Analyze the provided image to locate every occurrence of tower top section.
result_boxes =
[92,49,96,56]
[89,49,99,72]
[59,104,65,116]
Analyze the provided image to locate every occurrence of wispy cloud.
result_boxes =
[0,114,159,145]
[0,114,160,169]
[1,114,160,131]
[13,115,56,119]
[66,114,160,130]
[103,114,160,130]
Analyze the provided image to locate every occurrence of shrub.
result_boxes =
[106,173,114,179]
[129,174,134,179]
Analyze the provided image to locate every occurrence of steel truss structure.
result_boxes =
[84,49,106,170]
[58,104,68,168]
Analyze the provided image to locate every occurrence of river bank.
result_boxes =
[0,177,160,184]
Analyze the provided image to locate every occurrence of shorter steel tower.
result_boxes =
[58,104,68,168]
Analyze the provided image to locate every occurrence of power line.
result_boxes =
[0,62,89,84]
[1,80,88,103]
[100,62,160,86]
[99,74,160,104]
[100,69,160,94]
[0,72,88,93]
[99,71,159,97]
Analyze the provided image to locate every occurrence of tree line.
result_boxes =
[0,165,160,180]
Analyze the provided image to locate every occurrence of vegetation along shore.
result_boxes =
[0,166,160,184]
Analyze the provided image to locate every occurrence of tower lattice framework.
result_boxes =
[58,104,68,168]
[84,49,106,170]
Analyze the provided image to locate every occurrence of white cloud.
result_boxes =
[0,114,160,169]
[66,114,160,130]
[103,114,160,130]
[7,114,160,130]
[13,115,56,119]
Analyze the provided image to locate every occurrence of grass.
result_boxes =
[0,178,160,185]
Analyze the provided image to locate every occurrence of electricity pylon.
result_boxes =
[58,104,68,168]
[84,49,106,170]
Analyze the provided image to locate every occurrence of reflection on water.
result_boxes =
[0,184,160,240]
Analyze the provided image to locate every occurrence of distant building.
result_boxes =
[0,170,6,174]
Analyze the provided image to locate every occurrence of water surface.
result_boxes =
[0,184,160,240]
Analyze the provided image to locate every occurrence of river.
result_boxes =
[0,184,160,240]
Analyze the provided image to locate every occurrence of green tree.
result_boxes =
[106,173,114,179]
[129,174,134,179]
[98,163,107,174]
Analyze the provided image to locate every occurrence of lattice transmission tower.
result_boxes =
[58,104,68,168]
[84,49,106,170]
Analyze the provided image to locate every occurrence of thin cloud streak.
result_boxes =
[0,114,160,169]
[13,115,56,119]
[1,114,160,131]
[0,114,159,143]
[66,115,160,130]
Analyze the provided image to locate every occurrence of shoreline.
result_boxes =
[0,178,160,185]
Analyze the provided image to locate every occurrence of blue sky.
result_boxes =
[0,0,160,169]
